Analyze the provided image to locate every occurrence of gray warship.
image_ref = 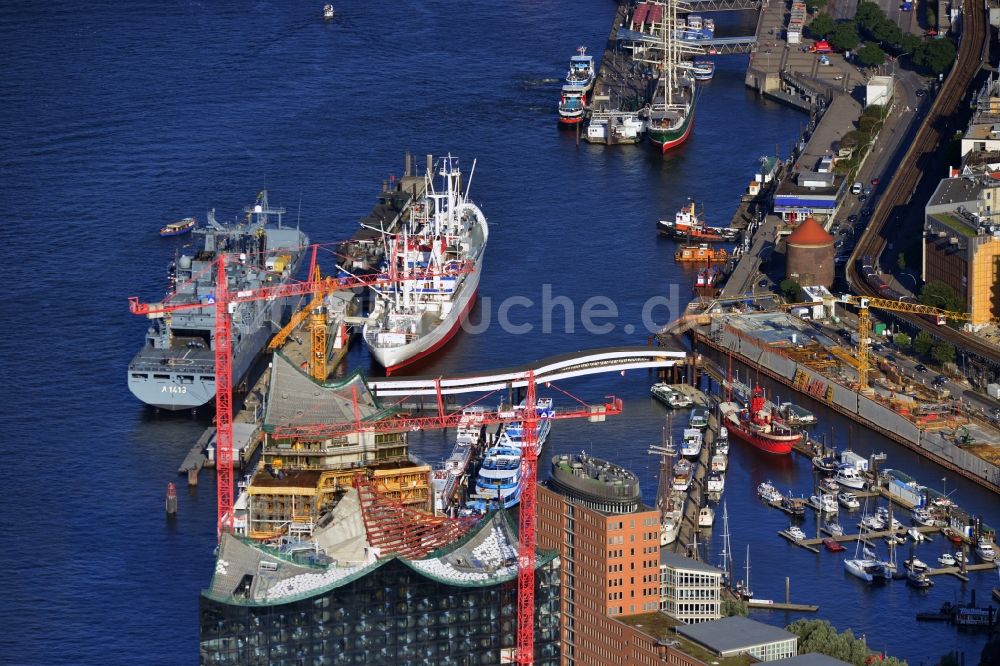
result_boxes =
[128,191,309,410]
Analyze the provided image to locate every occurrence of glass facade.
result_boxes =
[200,558,561,665]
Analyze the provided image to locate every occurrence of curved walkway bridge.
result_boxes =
[367,347,687,397]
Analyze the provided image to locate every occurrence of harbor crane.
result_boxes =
[835,295,977,389]
[128,247,474,537]
[275,372,623,665]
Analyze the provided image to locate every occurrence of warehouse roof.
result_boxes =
[767,654,852,666]
[676,616,796,654]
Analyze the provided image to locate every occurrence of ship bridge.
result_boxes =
[367,346,687,397]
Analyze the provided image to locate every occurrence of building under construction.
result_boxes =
[236,353,431,539]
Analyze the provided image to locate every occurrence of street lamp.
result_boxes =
[941,476,947,498]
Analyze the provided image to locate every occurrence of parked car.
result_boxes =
[858,194,868,202]
[914,363,928,372]
[863,186,873,196]
[848,214,859,223]
[916,89,926,97]
[861,207,872,217]
[871,177,880,186]
[758,278,769,287]
[885,354,897,363]
[932,375,947,386]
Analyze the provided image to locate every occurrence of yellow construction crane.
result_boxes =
[836,295,975,390]
[267,264,330,381]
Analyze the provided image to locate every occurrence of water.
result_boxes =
[1,1,992,663]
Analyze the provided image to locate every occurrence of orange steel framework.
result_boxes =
[128,247,474,536]
[278,370,622,665]
[353,473,479,560]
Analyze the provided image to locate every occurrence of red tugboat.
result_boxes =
[718,386,802,455]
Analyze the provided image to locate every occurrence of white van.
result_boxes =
[851,181,863,195]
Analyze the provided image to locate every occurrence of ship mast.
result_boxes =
[649,415,676,523]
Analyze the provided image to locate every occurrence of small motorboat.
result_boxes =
[908,527,930,543]
[824,522,844,537]
[698,506,715,528]
[942,527,965,544]
[811,455,838,474]
[808,493,838,514]
[706,472,725,493]
[912,506,934,526]
[323,4,334,19]
[757,481,783,504]
[823,537,846,552]
[780,497,806,518]
[904,557,928,572]
[838,491,860,510]
[159,217,196,237]
[975,537,996,562]
[884,533,904,546]
[937,553,956,566]
[835,465,866,489]
[954,551,966,563]
[820,477,840,493]
[906,568,934,589]
[788,525,807,541]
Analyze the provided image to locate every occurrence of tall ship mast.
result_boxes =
[643,0,698,153]
[128,191,309,410]
[363,155,488,374]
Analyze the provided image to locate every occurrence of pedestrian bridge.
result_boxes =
[367,346,687,397]
[617,29,758,55]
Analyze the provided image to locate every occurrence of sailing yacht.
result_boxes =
[845,499,892,584]
[651,422,683,546]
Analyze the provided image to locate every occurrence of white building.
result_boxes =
[659,552,723,623]
[865,75,894,108]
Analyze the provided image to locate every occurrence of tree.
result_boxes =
[809,13,837,38]
[721,599,748,616]
[780,278,801,301]
[900,32,922,54]
[914,38,956,74]
[920,280,965,313]
[855,1,885,26]
[931,341,956,365]
[871,19,902,46]
[894,332,911,348]
[913,330,934,355]
[857,41,887,67]
[784,619,908,666]
[829,22,861,52]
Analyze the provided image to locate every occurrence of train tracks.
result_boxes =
[846,0,998,366]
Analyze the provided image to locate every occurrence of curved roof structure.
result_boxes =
[786,217,834,246]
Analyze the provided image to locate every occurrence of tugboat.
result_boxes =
[718,386,803,455]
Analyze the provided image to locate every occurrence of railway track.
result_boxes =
[845,0,999,366]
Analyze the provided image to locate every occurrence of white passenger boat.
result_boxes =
[681,428,703,457]
[912,506,935,526]
[835,465,866,489]
[672,459,693,492]
[809,493,839,514]
[788,525,807,541]
[757,481,783,504]
[838,491,860,510]
[975,537,996,561]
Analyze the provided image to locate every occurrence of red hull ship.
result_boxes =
[718,387,802,455]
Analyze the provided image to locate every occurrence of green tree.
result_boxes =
[859,113,881,133]
[855,1,885,26]
[829,22,861,51]
[721,598,748,616]
[809,13,837,38]
[920,280,964,313]
[913,330,934,355]
[871,19,903,46]
[914,38,956,74]
[780,278,801,301]
[894,332,911,348]
[857,41,887,67]
[931,341,956,365]
[900,32,922,54]
[807,0,830,10]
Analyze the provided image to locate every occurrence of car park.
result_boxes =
[914,363,927,372]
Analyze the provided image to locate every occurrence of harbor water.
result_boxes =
[2,0,994,663]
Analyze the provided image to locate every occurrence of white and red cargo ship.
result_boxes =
[363,155,488,374]
[718,386,802,455]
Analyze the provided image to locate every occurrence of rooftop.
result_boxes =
[787,217,834,246]
[928,175,987,209]
[676,616,797,654]
[263,352,391,434]
[616,613,754,666]
[767,654,853,666]
[660,551,724,574]
[548,452,644,511]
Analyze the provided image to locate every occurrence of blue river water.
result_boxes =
[1,0,994,663]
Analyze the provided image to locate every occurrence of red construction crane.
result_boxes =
[128,247,474,535]
[274,371,623,665]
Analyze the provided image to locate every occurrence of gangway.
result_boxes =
[618,28,758,55]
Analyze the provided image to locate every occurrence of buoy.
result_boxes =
[166,482,178,515]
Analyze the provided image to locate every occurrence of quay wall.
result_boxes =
[697,324,1000,494]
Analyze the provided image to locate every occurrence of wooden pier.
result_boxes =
[590,0,653,116]
[748,599,820,612]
